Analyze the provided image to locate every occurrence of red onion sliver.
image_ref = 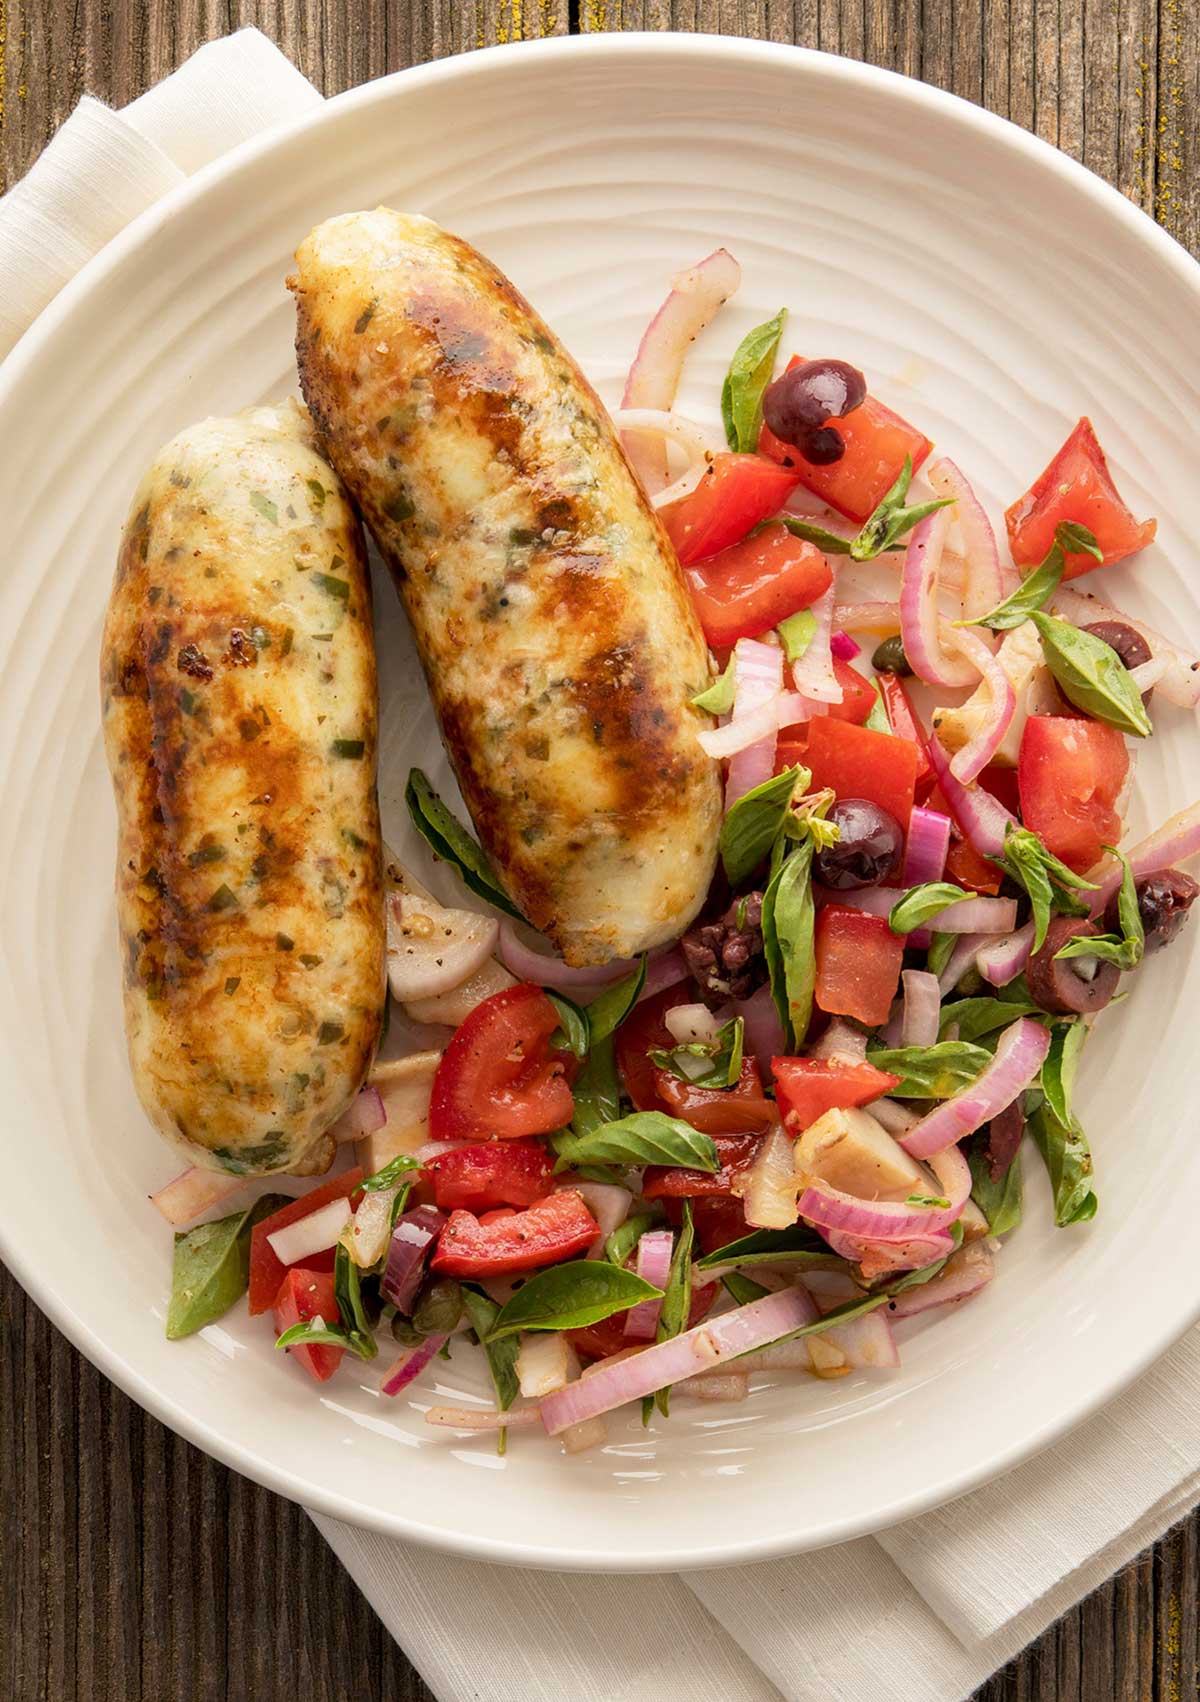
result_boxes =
[886,1241,995,1318]
[267,1197,351,1266]
[936,932,995,996]
[976,921,1035,987]
[806,1017,868,1063]
[735,983,787,1074]
[540,1286,815,1434]
[926,457,1014,619]
[867,1097,920,1136]
[697,695,779,760]
[830,630,861,662]
[624,1229,675,1339]
[424,1404,543,1430]
[571,1182,634,1259]
[925,735,1019,858]
[821,1308,900,1369]
[800,1139,971,1240]
[638,945,690,1001]
[790,587,841,703]
[498,920,633,993]
[150,1166,246,1227]
[1087,801,1200,914]
[902,807,952,949]
[900,969,941,1048]
[381,1334,449,1397]
[724,638,784,805]
[946,625,1016,783]
[382,1205,447,1313]
[827,884,1015,935]
[328,1084,387,1145]
[900,1018,1050,1160]
[899,509,978,688]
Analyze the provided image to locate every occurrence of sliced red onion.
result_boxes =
[328,1084,386,1146]
[381,1334,450,1397]
[806,1017,868,1063]
[976,921,1035,987]
[736,983,788,1074]
[381,1205,447,1313]
[899,969,941,1048]
[926,734,1019,858]
[620,247,742,491]
[900,1018,1050,1160]
[899,509,979,689]
[829,884,1016,935]
[1087,801,1200,914]
[610,408,719,509]
[675,1372,751,1402]
[723,637,784,804]
[735,1122,798,1229]
[498,919,633,994]
[697,694,779,760]
[571,1181,634,1260]
[821,1308,900,1369]
[266,1196,352,1266]
[902,807,952,948]
[540,1285,815,1434]
[638,946,690,1001]
[790,587,841,703]
[624,1230,675,1339]
[800,1139,971,1240]
[926,457,1014,620]
[1053,587,1200,709]
[150,1166,245,1227]
[946,626,1016,784]
[424,1403,543,1430]
[936,932,994,996]
[885,1241,995,1318]
[776,689,824,729]
[825,1226,957,1279]
[830,631,861,662]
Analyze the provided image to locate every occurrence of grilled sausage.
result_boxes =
[101,401,385,1175]
[290,210,722,966]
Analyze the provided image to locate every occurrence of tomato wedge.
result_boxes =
[426,1140,556,1213]
[790,717,919,835]
[1005,417,1156,580]
[272,1267,343,1383]
[655,1056,776,1134]
[660,453,800,565]
[683,522,833,647]
[682,1194,752,1257]
[248,1168,365,1316]
[642,1132,763,1199]
[759,356,932,522]
[1017,715,1129,873]
[614,980,693,1114]
[429,983,575,1142]
[772,1056,901,1135]
[814,905,904,1027]
[876,673,934,793]
[826,656,876,725]
[430,1189,599,1278]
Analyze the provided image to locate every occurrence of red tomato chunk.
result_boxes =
[430,1189,599,1279]
[248,1168,364,1316]
[643,1133,763,1199]
[814,905,904,1028]
[1005,417,1156,580]
[429,983,575,1142]
[772,1056,901,1135]
[272,1267,343,1383]
[785,717,918,837]
[684,523,832,647]
[661,453,800,565]
[1018,715,1129,873]
[427,1140,555,1213]
[654,1056,776,1134]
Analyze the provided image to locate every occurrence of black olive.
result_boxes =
[762,359,867,458]
[1025,915,1120,1014]
[1084,621,1155,704]
[1105,867,1199,952]
[872,636,912,676]
[798,425,847,465]
[814,798,903,889]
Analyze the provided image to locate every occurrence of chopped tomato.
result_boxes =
[1017,715,1129,873]
[826,656,876,725]
[683,1194,752,1256]
[771,1056,901,1135]
[660,452,800,565]
[428,983,574,1142]
[925,780,1002,894]
[814,905,904,1027]
[272,1267,343,1383]
[426,1140,555,1213]
[643,1132,763,1199]
[566,1278,717,1360]
[248,1168,365,1316]
[430,1189,598,1279]
[759,356,932,522]
[980,765,1022,815]
[1005,417,1156,580]
[655,1056,776,1134]
[792,717,919,834]
[614,980,694,1113]
[684,522,833,646]
[876,673,934,793]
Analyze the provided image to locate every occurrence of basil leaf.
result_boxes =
[1056,520,1104,561]
[722,1271,771,1306]
[774,1289,892,1345]
[485,1260,662,1340]
[553,1111,719,1172]
[166,1193,290,1340]
[938,995,1041,1044]
[778,608,818,661]
[762,839,816,1049]
[696,1224,846,1272]
[1040,1019,1087,1128]
[587,960,647,1045]
[360,1152,421,1193]
[1029,1100,1097,1226]
[547,991,589,1059]
[651,1016,744,1090]
[866,1041,992,1098]
[566,1036,621,1140]
[720,309,787,452]
[461,1287,519,1411]
[888,881,974,935]
[1053,933,1138,969]
[692,655,736,714]
[775,515,853,556]
[334,1243,379,1359]
[653,1201,695,1417]
[926,931,956,978]
[1054,846,1143,971]
[1029,611,1153,738]
[863,678,891,733]
[965,551,1065,632]
[405,768,524,920]
[849,456,953,562]
[721,765,806,887]
[992,825,1098,952]
[605,1210,658,1267]
[967,1141,1024,1236]
[275,1317,377,1360]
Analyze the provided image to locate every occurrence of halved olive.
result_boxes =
[1025,915,1120,1015]
[1105,867,1199,953]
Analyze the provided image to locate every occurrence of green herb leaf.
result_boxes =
[1054,846,1143,972]
[553,1111,719,1173]
[926,932,956,979]
[249,490,278,525]
[334,1244,379,1360]
[849,457,954,562]
[605,1211,659,1267]
[938,995,1041,1044]
[863,678,891,733]
[907,1192,952,1209]
[991,825,1098,952]
[692,655,736,714]
[651,1017,744,1090]
[331,739,365,760]
[275,1317,378,1358]
[206,883,239,914]
[964,549,1065,631]
[546,991,590,1059]
[721,309,787,452]
[360,1152,421,1193]
[888,881,974,935]
[720,765,805,887]
[485,1261,662,1341]
[866,1041,992,1098]
[762,839,816,1049]
[166,1194,289,1340]
[405,768,523,921]
[967,1140,1024,1236]
[587,960,647,1045]
[1040,1020,1087,1128]
[1029,1100,1097,1226]
[722,1271,771,1306]
[312,571,351,602]
[306,478,327,510]
[696,1224,847,1272]
[565,1036,620,1141]
[775,515,853,556]
[1056,520,1105,562]
[1029,611,1152,738]
[778,608,818,662]
[460,1288,520,1410]
[653,1201,695,1417]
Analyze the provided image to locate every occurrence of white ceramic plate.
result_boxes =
[2,34,1199,1571]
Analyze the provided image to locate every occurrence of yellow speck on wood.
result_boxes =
[1163,1591,1181,1702]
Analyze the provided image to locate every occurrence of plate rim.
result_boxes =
[3,29,1200,1570]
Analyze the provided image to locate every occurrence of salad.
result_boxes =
[155,249,1200,1454]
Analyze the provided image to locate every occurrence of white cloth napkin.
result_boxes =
[5,30,1198,1702]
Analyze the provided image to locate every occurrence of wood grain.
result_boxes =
[1,2,1198,1698]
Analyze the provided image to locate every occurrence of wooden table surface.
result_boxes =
[2,3,1199,1698]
